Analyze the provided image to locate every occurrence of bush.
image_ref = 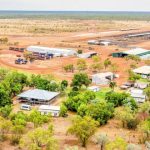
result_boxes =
[105,92,129,107]
[59,104,68,117]
[77,50,82,54]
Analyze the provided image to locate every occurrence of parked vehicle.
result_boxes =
[20,104,31,111]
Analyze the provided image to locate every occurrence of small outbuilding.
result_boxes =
[130,89,146,103]
[87,86,100,92]
[133,66,150,79]
[38,105,60,117]
[88,40,100,45]
[18,89,60,104]
[91,72,114,85]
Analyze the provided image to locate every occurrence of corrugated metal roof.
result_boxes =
[92,72,113,78]
[27,46,77,55]
[18,89,59,101]
[126,32,150,38]
[122,48,149,55]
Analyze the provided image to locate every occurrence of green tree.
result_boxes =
[109,81,117,91]
[104,58,111,69]
[0,87,11,106]
[0,117,12,141]
[11,125,25,145]
[71,73,91,90]
[65,90,95,111]
[77,59,87,71]
[90,63,103,73]
[9,111,28,126]
[92,55,101,63]
[105,92,130,107]
[86,101,114,125]
[0,105,12,118]
[115,107,134,128]
[67,116,98,147]
[138,119,150,142]
[20,126,58,150]
[64,64,74,73]
[105,137,127,150]
[144,86,150,101]
[60,80,68,91]
[59,104,68,117]
[28,110,50,128]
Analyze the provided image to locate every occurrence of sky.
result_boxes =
[0,0,150,12]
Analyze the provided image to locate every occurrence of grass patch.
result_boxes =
[95,87,111,100]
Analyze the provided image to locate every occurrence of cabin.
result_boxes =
[91,72,114,85]
[18,89,60,105]
[130,89,146,103]
[38,105,60,117]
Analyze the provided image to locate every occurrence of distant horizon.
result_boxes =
[0,10,150,13]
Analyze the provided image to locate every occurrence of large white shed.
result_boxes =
[27,46,77,56]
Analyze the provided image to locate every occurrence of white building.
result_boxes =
[27,46,77,57]
[88,40,100,45]
[39,105,60,117]
[130,89,146,103]
[99,41,111,46]
[133,66,150,79]
[91,72,114,85]
[88,86,100,92]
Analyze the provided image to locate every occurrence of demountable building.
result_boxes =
[27,46,77,57]
[130,88,146,103]
[133,66,150,79]
[88,40,100,45]
[91,72,114,85]
[18,89,60,104]
[38,105,60,116]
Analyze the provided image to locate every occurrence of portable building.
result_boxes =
[38,105,60,116]
[133,66,150,79]
[18,89,60,104]
[88,40,100,45]
[130,89,146,103]
[99,41,111,46]
[91,72,114,85]
[87,86,100,92]
[27,46,77,56]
